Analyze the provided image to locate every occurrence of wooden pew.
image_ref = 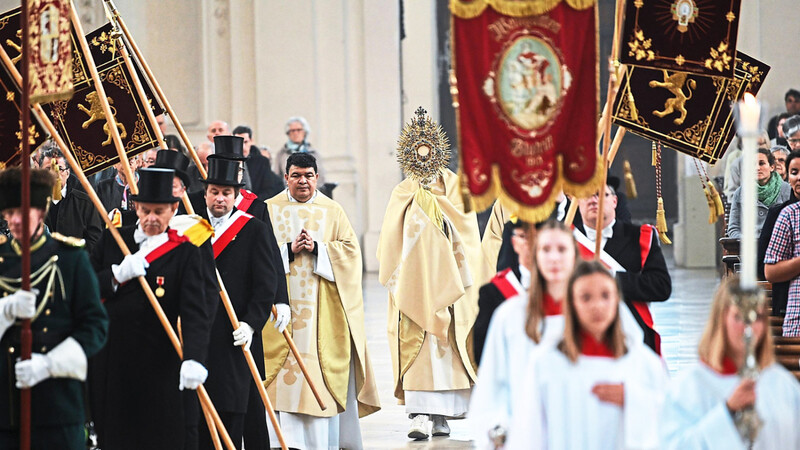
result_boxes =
[760,281,800,380]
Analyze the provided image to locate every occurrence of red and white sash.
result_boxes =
[574,224,661,354]
[144,229,189,264]
[234,189,258,213]
[490,268,524,300]
[211,210,253,258]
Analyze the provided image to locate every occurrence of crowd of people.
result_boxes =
[1,108,800,449]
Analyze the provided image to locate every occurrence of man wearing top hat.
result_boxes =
[188,136,291,449]
[89,168,214,449]
[193,155,277,450]
[0,167,108,449]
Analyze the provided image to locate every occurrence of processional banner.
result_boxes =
[0,8,163,175]
[27,0,73,103]
[619,0,742,78]
[611,52,769,164]
[451,0,601,222]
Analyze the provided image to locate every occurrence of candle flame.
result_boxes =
[743,92,756,105]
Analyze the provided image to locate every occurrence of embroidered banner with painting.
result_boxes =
[620,0,742,78]
[611,52,768,164]
[0,63,48,168]
[450,0,601,222]
[27,0,73,102]
[0,9,163,175]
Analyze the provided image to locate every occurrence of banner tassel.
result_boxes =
[703,186,717,224]
[623,159,638,199]
[656,198,672,244]
[708,180,725,217]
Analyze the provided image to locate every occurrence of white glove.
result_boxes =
[111,254,149,284]
[232,321,254,351]
[270,304,291,333]
[15,353,51,388]
[2,289,37,320]
[179,359,208,391]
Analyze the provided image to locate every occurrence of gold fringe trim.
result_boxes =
[623,159,637,199]
[656,197,672,245]
[464,154,604,223]
[449,0,596,19]
[703,187,716,224]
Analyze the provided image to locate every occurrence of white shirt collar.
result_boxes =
[584,219,615,248]
[287,189,318,203]
[133,225,168,253]
[208,207,235,230]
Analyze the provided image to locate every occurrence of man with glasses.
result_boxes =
[38,143,104,252]
[574,183,672,353]
[272,116,326,185]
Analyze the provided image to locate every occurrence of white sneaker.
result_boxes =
[431,415,450,437]
[408,414,430,440]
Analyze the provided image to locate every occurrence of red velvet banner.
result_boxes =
[452,2,601,221]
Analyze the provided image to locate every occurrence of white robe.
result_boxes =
[469,295,645,448]
[660,362,800,450]
[507,343,668,450]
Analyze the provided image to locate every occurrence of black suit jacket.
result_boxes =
[195,207,276,413]
[577,221,672,351]
[758,195,797,316]
[89,226,212,448]
[46,175,104,252]
[95,176,132,213]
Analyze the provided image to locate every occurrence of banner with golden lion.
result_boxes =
[450,0,602,221]
[611,52,769,164]
[0,9,163,175]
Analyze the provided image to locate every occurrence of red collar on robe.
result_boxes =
[543,293,562,316]
[702,356,739,375]
[580,331,614,358]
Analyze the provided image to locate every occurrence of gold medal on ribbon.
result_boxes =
[155,276,165,297]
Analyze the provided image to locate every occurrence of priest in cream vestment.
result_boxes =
[263,153,379,449]
[378,167,484,439]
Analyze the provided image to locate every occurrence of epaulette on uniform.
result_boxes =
[51,232,85,248]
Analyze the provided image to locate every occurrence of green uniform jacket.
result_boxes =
[0,233,108,430]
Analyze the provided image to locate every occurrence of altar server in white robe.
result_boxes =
[507,260,668,450]
[469,220,574,446]
[660,276,800,450]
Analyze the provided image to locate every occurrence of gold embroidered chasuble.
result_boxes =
[378,170,485,402]
[262,192,380,418]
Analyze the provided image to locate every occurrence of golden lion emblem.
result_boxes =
[78,92,127,146]
[648,70,696,126]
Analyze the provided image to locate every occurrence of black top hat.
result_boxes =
[0,168,55,211]
[209,135,246,161]
[202,157,244,187]
[130,168,181,203]
[153,149,192,188]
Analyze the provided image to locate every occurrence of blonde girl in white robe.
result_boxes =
[469,219,576,447]
[507,260,668,450]
[661,276,800,449]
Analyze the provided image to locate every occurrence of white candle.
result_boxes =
[737,93,760,289]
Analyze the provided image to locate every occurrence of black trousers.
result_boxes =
[199,411,245,450]
[243,380,269,450]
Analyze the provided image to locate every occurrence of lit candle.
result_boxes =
[737,92,760,289]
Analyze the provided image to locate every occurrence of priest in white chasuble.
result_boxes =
[378,108,485,440]
[263,152,379,449]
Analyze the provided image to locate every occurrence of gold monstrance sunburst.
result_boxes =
[397,106,450,187]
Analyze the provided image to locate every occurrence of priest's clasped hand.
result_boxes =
[179,360,208,391]
[291,228,315,254]
[233,321,254,351]
[271,303,291,333]
[111,254,149,284]
[592,383,625,407]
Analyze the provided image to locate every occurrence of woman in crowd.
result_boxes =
[727,147,791,238]
[758,150,800,316]
[507,260,668,450]
[660,277,800,449]
[469,220,577,447]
